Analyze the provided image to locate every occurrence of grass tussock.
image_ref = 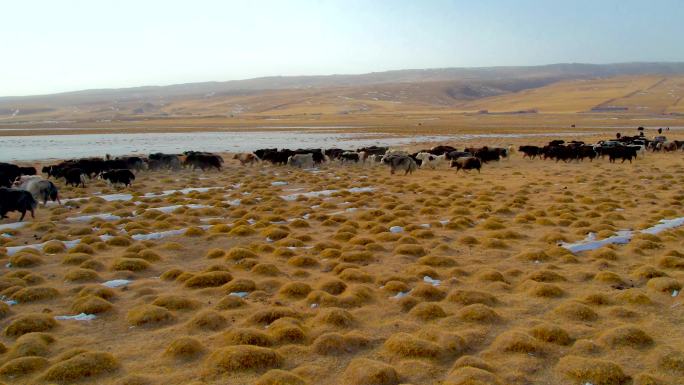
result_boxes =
[152,295,200,311]
[342,358,399,385]
[165,337,204,360]
[5,313,57,337]
[71,295,113,314]
[248,307,298,326]
[126,305,174,327]
[216,295,247,310]
[188,310,227,331]
[599,326,654,349]
[530,324,573,345]
[256,369,307,385]
[0,356,49,379]
[491,331,544,355]
[203,345,282,374]
[111,258,151,272]
[409,302,447,321]
[447,290,498,306]
[384,332,443,359]
[227,247,258,261]
[43,352,119,383]
[11,286,59,303]
[312,332,369,355]
[445,367,503,385]
[554,301,599,322]
[279,282,313,298]
[457,304,501,323]
[184,271,233,288]
[556,355,630,385]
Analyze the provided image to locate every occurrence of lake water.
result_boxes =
[0,130,597,162]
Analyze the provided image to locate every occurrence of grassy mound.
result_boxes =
[256,369,308,385]
[111,258,151,272]
[71,295,113,314]
[188,310,227,331]
[384,332,443,359]
[490,331,544,356]
[203,345,282,374]
[184,271,233,288]
[5,313,57,337]
[64,268,101,282]
[312,332,369,355]
[556,355,630,385]
[165,337,205,360]
[553,301,598,322]
[126,305,174,327]
[409,302,447,321]
[456,304,501,323]
[11,286,59,303]
[342,358,399,385]
[599,326,654,349]
[447,290,498,306]
[224,328,274,347]
[43,352,119,383]
[152,295,200,311]
[0,356,49,379]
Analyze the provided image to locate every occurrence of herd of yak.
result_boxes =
[0,134,682,221]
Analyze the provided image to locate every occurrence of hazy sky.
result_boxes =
[2,0,683,96]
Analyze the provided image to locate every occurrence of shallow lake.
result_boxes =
[0,130,596,162]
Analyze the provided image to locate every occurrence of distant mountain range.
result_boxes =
[2,62,684,120]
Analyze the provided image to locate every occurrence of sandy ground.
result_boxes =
[0,133,683,385]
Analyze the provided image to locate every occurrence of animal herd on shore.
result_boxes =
[0,133,682,222]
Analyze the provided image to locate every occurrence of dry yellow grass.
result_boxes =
[0,124,682,385]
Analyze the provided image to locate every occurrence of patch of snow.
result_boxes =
[150,204,210,214]
[271,181,288,186]
[131,228,187,241]
[0,222,28,231]
[561,216,684,253]
[66,213,121,223]
[390,226,404,233]
[423,276,441,286]
[229,292,248,298]
[101,279,131,288]
[55,313,97,321]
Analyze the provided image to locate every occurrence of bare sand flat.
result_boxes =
[0,132,683,385]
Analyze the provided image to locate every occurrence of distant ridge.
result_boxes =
[2,62,684,101]
[2,62,684,120]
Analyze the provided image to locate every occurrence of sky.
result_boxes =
[1,0,683,96]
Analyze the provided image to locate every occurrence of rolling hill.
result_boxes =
[2,62,684,122]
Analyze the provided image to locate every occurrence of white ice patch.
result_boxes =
[641,217,684,235]
[150,204,210,214]
[56,187,222,205]
[0,222,29,231]
[561,231,632,253]
[55,313,97,321]
[423,276,441,286]
[271,181,288,186]
[391,291,410,299]
[280,187,375,201]
[101,279,131,288]
[225,199,241,206]
[420,223,431,229]
[131,228,187,241]
[561,216,684,254]
[229,292,248,298]
[66,213,122,223]
[389,226,404,233]
[1,233,11,238]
